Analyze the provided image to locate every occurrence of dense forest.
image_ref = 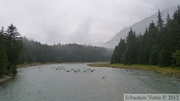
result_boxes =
[18,38,112,63]
[0,27,112,77]
[0,26,112,77]
[111,6,180,68]
[0,24,23,76]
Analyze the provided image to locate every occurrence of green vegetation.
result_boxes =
[172,50,180,66]
[0,24,112,78]
[18,38,112,64]
[88,63,180,76]
[111,6,180,68]
[0,24,23,77]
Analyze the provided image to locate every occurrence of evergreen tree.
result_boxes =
[7,24,18,38]
[166,12,171,23]
[149,45,159,65]
[110,39,126,64]
[5,24,23,75]
[0,24,23,76]
[123,28,136,65]
[0,35,8,76]
[111,7,180,68]
[110,46,119,64]
[172,50,180,66]
[19,37,112,63]
[157,10,164,31]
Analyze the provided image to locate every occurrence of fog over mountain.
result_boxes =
[104,4,179,48]
[0,0,180,45]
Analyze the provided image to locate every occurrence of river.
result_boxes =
[0,63,179,101]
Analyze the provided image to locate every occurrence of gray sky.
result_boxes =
[0,0,180,45]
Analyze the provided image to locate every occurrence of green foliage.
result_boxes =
[111,6,180,68]
[172,50,180,66]
[0,24,23,76]
[149,45,159,65]
[18,38,112,63]
[111,39,126,64]
[0,35,8,76]
[157,9,164,31]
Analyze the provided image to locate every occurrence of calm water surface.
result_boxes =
[0,63,179,101]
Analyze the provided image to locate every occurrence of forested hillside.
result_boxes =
[0,25,112,77]
[18,38,112,64]
[104,5,178,48]
[0,24,23,76]
[111,7,180,67]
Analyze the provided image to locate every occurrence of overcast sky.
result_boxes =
[0,0,180,45]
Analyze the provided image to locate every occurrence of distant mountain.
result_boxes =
[103,5,178,48]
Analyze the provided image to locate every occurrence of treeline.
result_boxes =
[111,7,180,67]
[18,38,112,63]
[0,24,112,76]
[0,24,23,76]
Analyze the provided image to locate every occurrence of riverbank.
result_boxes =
[88,63,180,77]
[0,75,14,83]
[18,62,46,68]
[17,62,87,68]
[0,63,43,83]
[17,62,61,68]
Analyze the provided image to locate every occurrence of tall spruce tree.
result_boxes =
[157,10,164,31]
[166,12,171,23]
[122,28,136,65]
[6,24,23,75]
[111,39,126,64]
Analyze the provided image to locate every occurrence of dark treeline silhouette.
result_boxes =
[0,24,23,76]
[18,37,112,64]
[0,24,112,77]
[111,7,180,68]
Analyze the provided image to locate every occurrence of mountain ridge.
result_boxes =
[103,5,179,48]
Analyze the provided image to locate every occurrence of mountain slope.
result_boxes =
[104,5,178,48]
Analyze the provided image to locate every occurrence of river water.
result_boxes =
[0,63,179,101]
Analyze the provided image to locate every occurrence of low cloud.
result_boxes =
[0,0,180,45]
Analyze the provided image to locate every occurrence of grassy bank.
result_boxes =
[88,63,180,77]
